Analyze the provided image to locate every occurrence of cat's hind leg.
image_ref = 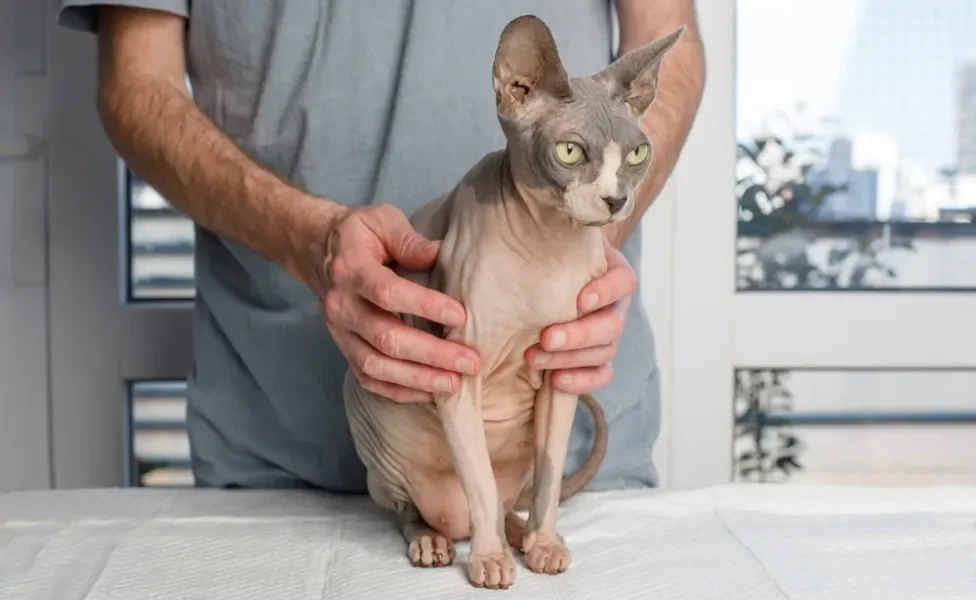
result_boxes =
[366,472,456,568]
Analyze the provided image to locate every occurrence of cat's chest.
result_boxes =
[454,237,604,339]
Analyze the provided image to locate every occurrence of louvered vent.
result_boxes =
[129,174,195,300]
[128,380,193,487]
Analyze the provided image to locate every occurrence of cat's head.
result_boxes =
[492,15,683,226]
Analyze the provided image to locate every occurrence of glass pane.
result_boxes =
[736,0,976,290]
[733,369,976,485]
[128,172,195,300]
[128,380,192,487]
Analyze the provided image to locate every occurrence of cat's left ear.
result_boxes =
[492,15,573,118]
[595,26,685,117]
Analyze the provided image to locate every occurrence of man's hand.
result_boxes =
[525,239,637,395]
[320,204,481,404]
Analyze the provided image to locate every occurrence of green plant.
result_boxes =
[734,369,805,483]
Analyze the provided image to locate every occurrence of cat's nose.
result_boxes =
[602,195,627,214]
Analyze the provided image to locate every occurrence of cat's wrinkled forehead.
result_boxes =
[539,77,650,151]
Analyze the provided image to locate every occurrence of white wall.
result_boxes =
[0,0,52,490]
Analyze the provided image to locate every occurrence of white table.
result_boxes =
[1,484,974,599]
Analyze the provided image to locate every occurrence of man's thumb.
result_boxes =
[387,225,440,270]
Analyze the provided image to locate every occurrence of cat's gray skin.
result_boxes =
[342,15,682,590]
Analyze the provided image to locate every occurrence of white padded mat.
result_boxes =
[1,484,974,599]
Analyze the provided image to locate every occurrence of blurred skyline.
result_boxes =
[737,0,976,170]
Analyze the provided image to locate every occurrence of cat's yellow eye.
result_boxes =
[626,144,649,165]
[555,142,585,165]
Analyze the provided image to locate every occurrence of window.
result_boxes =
[736,0,976,291]
[730,1,976,489]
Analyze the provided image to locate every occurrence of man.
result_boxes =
[58,1,705,492]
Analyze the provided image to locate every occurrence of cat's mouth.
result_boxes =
[560,190,621,227]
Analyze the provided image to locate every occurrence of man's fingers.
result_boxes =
[355,369,432,404]
[334,329,462,396]
[353,261,466,328]
[578,245,637,314]
[526,343,616,371]
[552,363,614,394]
[540,299,629,352]
[345,295,479,375]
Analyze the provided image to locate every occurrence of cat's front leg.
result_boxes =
[435,349,515,589]
[521,372,576,574]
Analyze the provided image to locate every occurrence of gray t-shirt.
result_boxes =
[58,0,662,492]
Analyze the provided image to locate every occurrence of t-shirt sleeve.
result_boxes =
[58,0,190,33]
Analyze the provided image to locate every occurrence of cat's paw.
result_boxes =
[522,530,571,574]
[407,531,455,567]
[467,547,516,589]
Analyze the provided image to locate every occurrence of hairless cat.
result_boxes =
[342,15,683,590]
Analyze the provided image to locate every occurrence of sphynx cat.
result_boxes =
[342,15,683,590]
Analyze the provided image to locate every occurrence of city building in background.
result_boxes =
[956,62,976,176]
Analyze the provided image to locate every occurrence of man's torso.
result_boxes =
[64,0,663,492]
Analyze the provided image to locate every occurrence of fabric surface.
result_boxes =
[55,0,663,494]
[2,484,974,599]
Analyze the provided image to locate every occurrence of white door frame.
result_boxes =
[47,0,192,489]
[649,0,738,490]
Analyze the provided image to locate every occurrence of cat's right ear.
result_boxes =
[492,15,572,118]
[595,26,685,118]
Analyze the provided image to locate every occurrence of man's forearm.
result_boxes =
[96,11,341,289]
[606,0,706,247]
